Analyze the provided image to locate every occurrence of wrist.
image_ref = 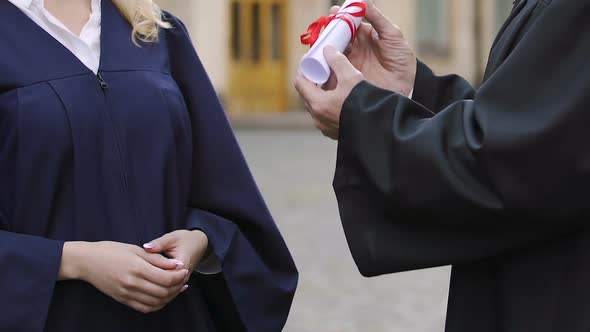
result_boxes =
[59,241,91,281]
[190,229,209,244]
[400,60,417,97]
[190,230,210,266]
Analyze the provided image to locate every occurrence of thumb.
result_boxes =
[324,46,357,79]
[364,1,399,38]
[143,233,176,253]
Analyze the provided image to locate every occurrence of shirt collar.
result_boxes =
[8,0,33,8]
[9,0,99,12]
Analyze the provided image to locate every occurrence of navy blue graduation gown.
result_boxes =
[0,1,297,331]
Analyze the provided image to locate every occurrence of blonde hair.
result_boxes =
[112,0,172,44]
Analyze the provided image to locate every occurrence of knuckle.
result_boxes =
[165,288,177,298]
[152,298,165,307]
[352,71,364,82]
[335,52,348,61]
[165,275,176,287]
[310,101,325,115]
[344,71,363,84]
[121,275,136,289]
[154,288,169,299]
[130,262,144,275]
[308,101,319,113]
[162,232,178,244]
[118,286,130,299]
[116,294,128,304]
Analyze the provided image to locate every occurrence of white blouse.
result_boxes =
[8,0,222,275]
[8,0,101,74]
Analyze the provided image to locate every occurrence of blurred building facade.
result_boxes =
[157,0,515,113]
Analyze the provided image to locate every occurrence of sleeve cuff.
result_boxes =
[195,251,222,275]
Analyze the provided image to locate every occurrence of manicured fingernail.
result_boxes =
[170,259,184,267]
[143,243,155,249]
[181,285,189,292]
[184,269,190,277]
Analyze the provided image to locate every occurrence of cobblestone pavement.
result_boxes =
[235,129,451,332]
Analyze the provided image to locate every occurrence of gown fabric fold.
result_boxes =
[0,1,297,331]
[334,0,590,331]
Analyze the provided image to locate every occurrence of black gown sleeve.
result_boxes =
[412,61,476,113]
[164,15,297,332]
[334,0,590,277]
[0,211,64,331]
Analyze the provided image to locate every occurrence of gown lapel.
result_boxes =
[0,1,91,89]
[0,0,165,92]
[99,0,168,74]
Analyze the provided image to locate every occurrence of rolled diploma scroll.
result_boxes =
[300,0,366,84]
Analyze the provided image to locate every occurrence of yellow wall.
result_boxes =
[158,0,229,93]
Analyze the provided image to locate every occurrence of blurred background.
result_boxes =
[156,1,515,331]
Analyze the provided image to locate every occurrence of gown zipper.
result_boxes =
[97,72,109,90]
[96,71,144,245]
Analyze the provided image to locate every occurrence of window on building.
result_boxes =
[231,1,241,61]
[271,4,282,61]
[251,2,261,63]
[416,0,450,57]
[496,0,514,31]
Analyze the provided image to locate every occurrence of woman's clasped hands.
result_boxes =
[59,230,210,314]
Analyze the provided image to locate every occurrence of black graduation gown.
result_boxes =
[0,1,297,331]
[334,0,590,331]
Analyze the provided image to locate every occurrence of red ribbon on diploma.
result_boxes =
[300,2,367,48]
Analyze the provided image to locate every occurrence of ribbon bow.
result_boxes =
[300,2,367,48]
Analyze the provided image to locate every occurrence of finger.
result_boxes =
[127,282,189,313]
[171,254,193,270]
[141,263,189,288]
[329,5,340,15]
[294,70,323,102]
[143,233,175,253]
[125,300,162,314]
[370,27,380,43]
[343,43,353,56]
[302,99,313,113]
[125,290,169,307]
[130,277,187,299]
[322,73,337,91]
[138,251,184,270]
[129,282,188,306]
[323,46,359,80]
[356,22,373,44]
[364,1,399,38]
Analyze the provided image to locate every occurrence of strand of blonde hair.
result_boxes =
[111,0,172,44]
